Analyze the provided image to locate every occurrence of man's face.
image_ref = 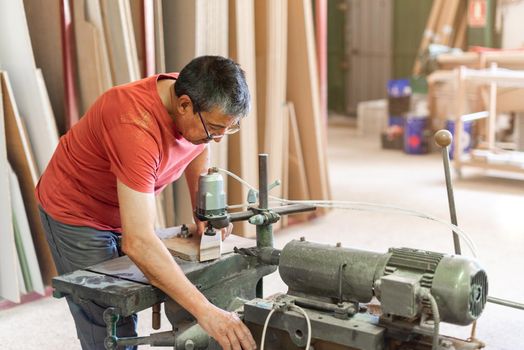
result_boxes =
[182,106,240,145]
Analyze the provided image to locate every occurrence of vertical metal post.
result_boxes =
[258,154,269,210]
[256,154,273,248]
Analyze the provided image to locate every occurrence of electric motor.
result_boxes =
[278,240,488,326]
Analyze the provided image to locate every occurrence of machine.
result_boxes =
[52,132,518,349]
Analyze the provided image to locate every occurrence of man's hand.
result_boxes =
[197,304,257,350]
[195,216,233,240]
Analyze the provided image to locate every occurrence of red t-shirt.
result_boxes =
[35,73,205,232]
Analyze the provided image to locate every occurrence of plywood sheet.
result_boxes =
[9,165,45,295]
[61,0,81,130]
[100,0,140,85]
[74,0,113,114]
[228,0,258,237]
[163,234,255,261]
[130,0,146,77]
[0,0,59,173]
[153,0,165,73]
[1,72,57,285]
[287,0,331,205]
[255,0,288,202]
[0,78,20,303]
[23,0,67,134]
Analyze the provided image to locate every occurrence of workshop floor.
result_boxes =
[1,121,523,349]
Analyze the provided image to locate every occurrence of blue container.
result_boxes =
[446,120,473,159]
[388,115,405,127]
[387,79,411,97]
[404,117,428,154]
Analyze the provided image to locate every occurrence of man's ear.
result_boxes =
[176,94,192,113]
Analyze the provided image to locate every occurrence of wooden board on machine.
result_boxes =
[163,234,255,262]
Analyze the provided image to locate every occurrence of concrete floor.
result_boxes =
[1,123,523,349]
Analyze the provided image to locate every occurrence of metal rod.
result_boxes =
[488,296,524,310]
[229,204,316,222]
[442,146,462,255]
[259,154,268,209]
[435,130,462,255]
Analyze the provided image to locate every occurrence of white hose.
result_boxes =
[219,168,479,257]
[427,292,441,350]
[260,305,312,350]
[260,308,276,350]
[291,305,312,349]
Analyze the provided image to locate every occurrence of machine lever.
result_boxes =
[435,129,462,255]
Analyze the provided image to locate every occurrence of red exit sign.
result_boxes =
[468,0,487,28]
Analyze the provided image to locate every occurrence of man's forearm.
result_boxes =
[124,233,210,317]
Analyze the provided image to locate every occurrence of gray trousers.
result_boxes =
[39,206,137,350]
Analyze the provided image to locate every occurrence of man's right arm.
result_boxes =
[117,179,257,350]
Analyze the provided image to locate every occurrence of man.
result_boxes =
[36,56,257,350]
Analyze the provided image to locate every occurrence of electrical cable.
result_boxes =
[290,305,312,349]
[427,292,441,350]
[260,308,276,350]
[260,305,312,350]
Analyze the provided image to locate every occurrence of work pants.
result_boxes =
[39,207,137,350]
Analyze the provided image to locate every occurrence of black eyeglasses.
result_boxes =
[197,110,240,141]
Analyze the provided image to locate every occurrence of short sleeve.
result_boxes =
[101,122,160,193]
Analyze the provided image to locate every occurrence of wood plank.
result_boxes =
[84,0,113,84]
[143,0,155,76]
[23,0,67,134]
[100,0,140,85]
[153,0,165,73]
[9,164,45,295]
[413,0,443,75]
[286,102,310,224]
[61,0,81,130]
[435,0,460,46]
[74,0,113,114]
[0,76,20,303]
[255,0,288,202]
[130,0,146,78]
[287,0,331,206]
[287,102,310,202]
[228,0,258,237]
[163,234,255,262]
[1,72,57,285]
[0,0,59,174]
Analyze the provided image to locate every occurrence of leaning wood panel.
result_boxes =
[287,0,331,204]
[100,0,140,85]
[24,0,67,135]
[9,165,45,295]
[1,72,57,285]
[73,0,110,114]
[0,0,59,174]
[0,76,20,303]
[153,0,166,73]
[413,0,443,75]
[255,0,288,202]
[228,0,258,237]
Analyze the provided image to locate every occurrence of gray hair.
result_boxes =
[175,56,251,118]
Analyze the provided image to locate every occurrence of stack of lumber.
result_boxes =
[0,0,331,302]
[413,0,468,76]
